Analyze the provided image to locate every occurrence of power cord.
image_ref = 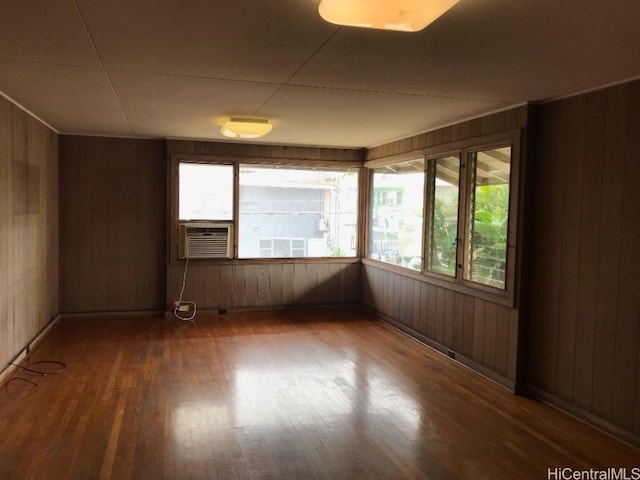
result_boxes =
[9,360,66,376]
[173,258,197,325]
[5,360,67,397]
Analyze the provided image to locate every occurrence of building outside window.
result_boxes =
[178,162,358,259]
[239,166,358,258]
[369,159,425,271]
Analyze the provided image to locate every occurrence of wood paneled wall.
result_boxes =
[167,261,360,310]
[527,80,640,439]
[361,107,528,387]
[60,136,166,313]
[166,140,364,311]
[361,265,519,382]
[367,107,528,161]
[0,97,58,370]
[167,139,365,163]
[58,138,362,315]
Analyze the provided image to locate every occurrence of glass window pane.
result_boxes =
[258,239,272,257]
[274,238,292,257]
[238,166,358,258]
[465,146,511,289]
[369,159,424,271]
[179,163,233,220]
[427,155,460,277]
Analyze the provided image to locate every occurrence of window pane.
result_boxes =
[258,239,272,257]
[465,147,511,289]
[274,238,293,257]
[369,159,424,271]
[179,163,233,220]
[427,155,460,276]
[238,166,358,258]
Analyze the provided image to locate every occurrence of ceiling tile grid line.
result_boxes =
[1,0,639,147]
[253,26,344,116]
[72,0,133,136]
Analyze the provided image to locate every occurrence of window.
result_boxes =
[176,160,358,261]
[369,159,424,271]
[238,165,358,258]
[426,155,460,277]
[179,163,233,220]
[258,238,306,258]
[464,146,511,289]
[366,133,518,300]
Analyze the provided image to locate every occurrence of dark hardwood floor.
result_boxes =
[0,309,638,479]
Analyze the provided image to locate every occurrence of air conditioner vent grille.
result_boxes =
[179,222,233,259]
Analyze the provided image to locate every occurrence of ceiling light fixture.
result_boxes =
[220,117,273,139]
[318,0,460,32]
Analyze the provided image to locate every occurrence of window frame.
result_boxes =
[169,154,363,265]
[258,237,307,258]
[178,162,235,222]
[461,144,514,292]
[424,150,464,281]
[237,163,360,260]
[364,129,522,306]
[368,156,426,272]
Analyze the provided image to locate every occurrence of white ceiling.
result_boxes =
[1,0,639,149]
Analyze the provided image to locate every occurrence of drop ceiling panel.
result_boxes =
[0,0,639,148]
[0,61,130,135]
[292,0,640,102]
[0,0,98,67]
[108,70,282,139]
[369,96,512,146]
[77,0,338,83]
[258,85,507,148]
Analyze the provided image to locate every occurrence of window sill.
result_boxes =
[169,256,362,267]
[361,258,515,308]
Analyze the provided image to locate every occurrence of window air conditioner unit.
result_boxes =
[178,222,233,259]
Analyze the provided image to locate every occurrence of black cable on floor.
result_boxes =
[9,360,66,376]
[4,360,67,396]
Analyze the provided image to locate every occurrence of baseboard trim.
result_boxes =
[163,303,362,319]
[61,310,165,319]
[363,306,516,392]
[0,313,62,386]
[521,383,640,448]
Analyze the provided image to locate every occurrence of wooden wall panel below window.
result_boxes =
[360,106,527,390]
[166,262,360,311]
[361,263,518,386]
